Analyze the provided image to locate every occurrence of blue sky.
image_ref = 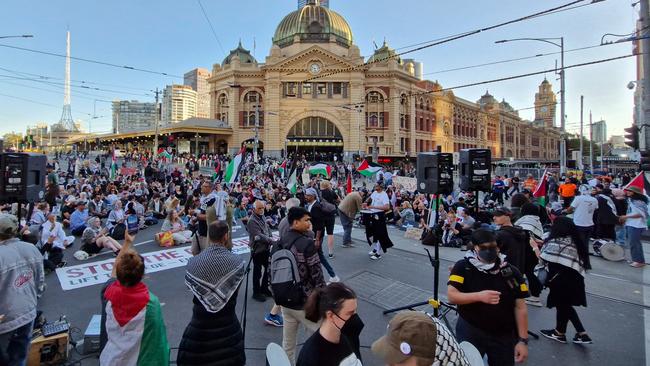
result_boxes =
[0,0,638,137]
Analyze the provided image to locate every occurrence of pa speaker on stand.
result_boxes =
[459,148,492,211]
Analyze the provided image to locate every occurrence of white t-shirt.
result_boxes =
[370,191,390,208]
[570,194,598,227]
[625,199,648,229]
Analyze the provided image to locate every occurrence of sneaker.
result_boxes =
[264,313,284,327]
[525,296,543,307]
[56,261,67,268]
[540,329,567,344]
[328,253,334,259]
[370,254,382,260]
[328,276,340,284]
[369,250,377,256]
[341,243,354,248]
[252,293,267,302]
[572,333,593,344]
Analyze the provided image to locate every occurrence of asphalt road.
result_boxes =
[36,216,649,366]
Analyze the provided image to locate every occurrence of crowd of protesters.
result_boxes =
[0,146,646,366]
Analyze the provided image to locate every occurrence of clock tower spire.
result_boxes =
[534,78,557,128]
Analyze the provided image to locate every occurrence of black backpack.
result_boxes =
[269,236,304,308]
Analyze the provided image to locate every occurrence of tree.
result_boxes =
[2,132,23,150]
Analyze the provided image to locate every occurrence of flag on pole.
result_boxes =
[309,162,332,178]
[357,159,382,177]
[623,171,650,195]
[286,168,298,194]
[224,147,245,184]
[346,173,352,194]
[533,169,548,207]
[110,147,117,181]
[279,160,288,178]
[157,148,172,160]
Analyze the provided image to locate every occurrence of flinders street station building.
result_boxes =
[90,0,561,163]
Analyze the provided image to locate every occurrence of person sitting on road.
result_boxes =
[88,193,109,219]
[395,201,416,227]
[106,200,125,237]
[161,209,193,245]
[80,216,122,256]
[147,193,167,219]
[40,212,73,271]
[69,200,89,236]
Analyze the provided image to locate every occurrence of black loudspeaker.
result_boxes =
[0,153,47,203]
[459,148,492,192]
[416,152,454,195]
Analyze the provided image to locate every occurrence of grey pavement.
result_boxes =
[37,218,649,365]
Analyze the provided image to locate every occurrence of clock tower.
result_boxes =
[534,78,557,128]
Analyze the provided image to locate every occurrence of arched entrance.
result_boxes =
[286,117,343,161]
[242,138,264,156]
[216,139,228,155]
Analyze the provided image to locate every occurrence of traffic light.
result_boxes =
[625,126,639,150]
[641,150,650,171]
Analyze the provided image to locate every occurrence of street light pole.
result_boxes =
[0,35,33,39]
[495,37,567,174]
[153,87,161,156]
[254,92,259,163]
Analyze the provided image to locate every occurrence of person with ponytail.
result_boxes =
[297,283,364,366]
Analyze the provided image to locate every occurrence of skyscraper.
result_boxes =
[112,100,158,133]
[184,68,211,119]
[298,0,328,8]
[161,85,197,124]
[592,120,607,144]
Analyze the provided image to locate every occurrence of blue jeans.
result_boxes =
[0,322,34,366]
[317,247,336,277]
[615,225,626,245]
[626,226,645,263]
[339,211,353,245]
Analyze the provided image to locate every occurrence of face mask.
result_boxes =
[477,247,498,263]
[335,313,365,339]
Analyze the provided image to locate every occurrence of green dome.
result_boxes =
[273,0,353,48]
[222,41,257,65]
[367,40,401,64]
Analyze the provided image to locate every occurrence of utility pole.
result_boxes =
[253,93,260,163]
[579,95,584,170]
[589,111,594,172]
[600,122,604,170]
[153,88,161,156]
[559,37,567,175]
[641,0,650,150]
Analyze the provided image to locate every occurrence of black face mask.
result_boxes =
[336,313,365,339]
[477,247,498,263]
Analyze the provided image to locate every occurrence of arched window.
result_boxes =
[243,91,263,127]
[400,94,409,129]
[216,93,228,122]
[426,99,431,112]
[365,91,385,128]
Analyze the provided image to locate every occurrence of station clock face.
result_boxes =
[540,106,548,113]
[309,63,321,75]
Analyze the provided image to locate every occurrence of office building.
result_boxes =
[112,100,158,133]
[184,68,212,119]
[592,120,607,144]
[162,85,197,124]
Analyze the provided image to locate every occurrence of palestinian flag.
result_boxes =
[309,162,332,178]
[286,168,298,194]
[100,282,169,366]
[533,169,548,207]
[279,160,288,178]
[624,172,650,195]
[110,147,117,181]
[224,147,245,184]
[357,159,382,177]
[157,148,172,160]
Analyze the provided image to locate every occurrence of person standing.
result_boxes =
[448,229,529,366]
[337,191,363,248]
[564,185,597,270]
[248,200,273,302]
[192,181,216,255]
[297,283,363,366]
[364,183,393,260]
[539,217,593,344]
[620,185,649,268]
[0,214,44,366]
[177,221,246,365]
[278,207,326,364]
[558,178,577,209]
[304,188,339,283]
[593,185,618,241]
[320,180,339,258]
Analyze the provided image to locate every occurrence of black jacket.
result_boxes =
[247,213,272,255]
[497,226,536,273]
[307,201,325,234]
[176,294,245,366]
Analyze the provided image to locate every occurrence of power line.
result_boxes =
[0,92,92,116]
[0,74,152,97]
[197,0,227,58]
[0,44,183,78]
[302,0,599,82]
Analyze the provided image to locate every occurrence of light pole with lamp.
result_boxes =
[496,37,566,174]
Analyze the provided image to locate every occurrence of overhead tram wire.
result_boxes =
[0,92,94,116]
[301,0,601,83]
[0,80,122,102]
[288,0,606,77]
[0,66,154,92]
[0,44,183,78]
[313,53,636,112]
[197,0,227,57]
[0,74,153,97]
